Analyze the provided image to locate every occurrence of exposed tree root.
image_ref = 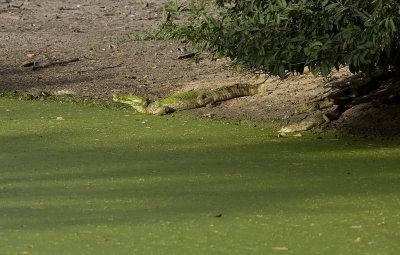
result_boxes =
[281,71,399,132]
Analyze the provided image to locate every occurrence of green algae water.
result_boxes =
[1,98,400,255]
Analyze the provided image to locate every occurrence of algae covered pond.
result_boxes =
[1,98,400,254]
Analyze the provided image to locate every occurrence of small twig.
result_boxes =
[178,52,197,59]
[21,60,39,68]
[77,62,124,73]
[59,7,79,11]
[32,58,80,71]
[99,62,124,70]
[11,3,24,8]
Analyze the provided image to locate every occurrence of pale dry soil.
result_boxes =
[1,0,400,135]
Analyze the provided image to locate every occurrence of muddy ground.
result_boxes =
[1,0,400,135]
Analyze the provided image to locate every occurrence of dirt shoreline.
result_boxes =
[1,0,400,135]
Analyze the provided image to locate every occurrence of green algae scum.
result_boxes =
[1,97,400,254]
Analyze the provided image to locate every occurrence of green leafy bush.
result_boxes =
[162,0,400,78]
